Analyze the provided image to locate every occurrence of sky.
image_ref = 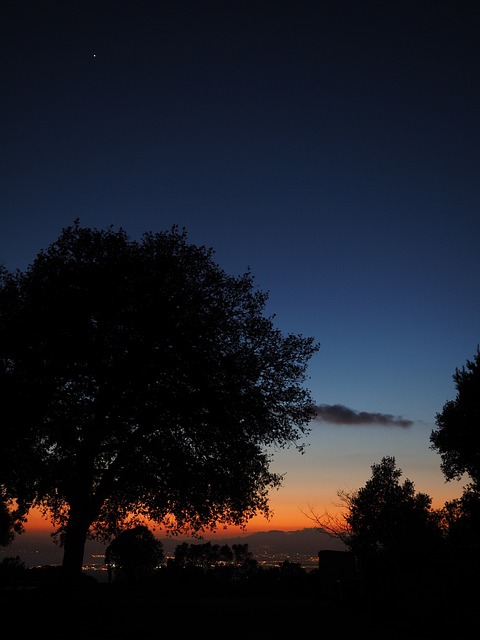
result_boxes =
[1,0,480,541]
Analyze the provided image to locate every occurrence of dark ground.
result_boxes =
[2,576,477,640]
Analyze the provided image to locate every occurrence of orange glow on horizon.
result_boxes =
[23,505,321,538]
[22,484,461,539]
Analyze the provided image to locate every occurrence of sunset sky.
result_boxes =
[2,1,480,541]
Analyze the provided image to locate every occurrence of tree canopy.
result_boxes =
[0,494,24,547]
[430,346,480,488]
[339,456,443,559]
[307,456,443,565]
[441,486,480,551]
[430,346,480,552]
[0,221,319,579]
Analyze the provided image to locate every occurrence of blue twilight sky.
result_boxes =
[1,0,479,531]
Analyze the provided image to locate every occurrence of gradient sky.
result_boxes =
[2,1,480,538]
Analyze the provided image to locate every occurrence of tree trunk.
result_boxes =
[61,509,90,582]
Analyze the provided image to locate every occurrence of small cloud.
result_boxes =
[314,404,413,428]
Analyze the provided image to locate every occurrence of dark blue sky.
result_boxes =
[2,1,479,530]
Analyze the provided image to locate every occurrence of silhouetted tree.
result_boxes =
[0,269,27,549]
[170,540,258,584]
[442,485,480,551]
[105,525,164,583]
[430,346,480,488]
[172,541,232,569]
[172,542,191,567]
[0,492,25,548]
[0,497,15,547]
[343,457,445,592]
[307,456,443,589]
[230,543,258,579]
[341,457,443,557]
[429,347,480,584]
[0,221,319,580]
[218,543,234,564]
[232,543,253,565]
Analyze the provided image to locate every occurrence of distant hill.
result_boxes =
[1,528,346,567]
[158,527,346,556]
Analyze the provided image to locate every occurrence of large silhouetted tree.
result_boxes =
[430,346,480,488]
[0,221,319,580]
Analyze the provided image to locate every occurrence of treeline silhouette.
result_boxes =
[0,534,312,590]
[1,518,478,604]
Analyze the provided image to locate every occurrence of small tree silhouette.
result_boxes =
[105,525,164,584]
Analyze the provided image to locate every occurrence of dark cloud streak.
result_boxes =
[314,404,413,428]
